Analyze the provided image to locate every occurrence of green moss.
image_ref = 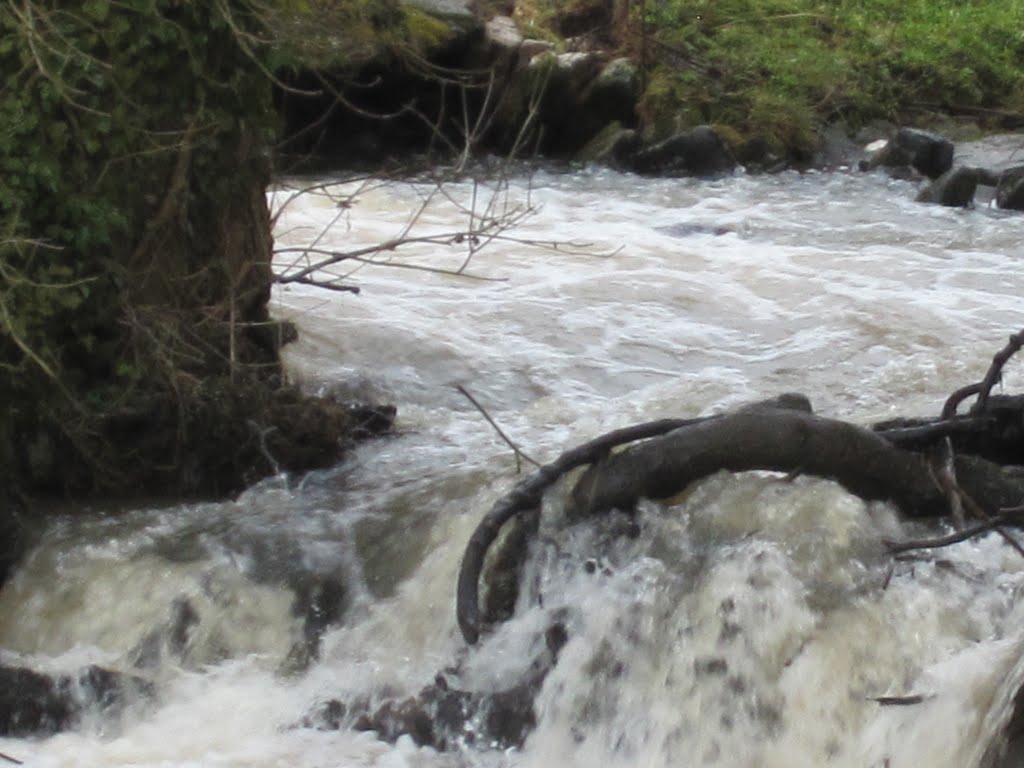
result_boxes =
[401,6,455,53]
[262,0,458,71]
[633,0,1024,155]
[0,1,282,494]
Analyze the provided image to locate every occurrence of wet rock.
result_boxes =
[505,50,608,155]
[972,167,1001,187]
[526,53,640,156]
[349,672,542,751]
[246,319,298,359]
[656,221,733,238]
[626,125,736,178]
[694,657,730,676]
[309,698,347,730]
[131,596,201,668]
[484,15,522,53]
[813,123,865,169]
[518,38,555,67]
[0,666,77,736]
[0,490,29,590]
[310,628,565,751]
[573,121,641,166]
[404,0,474,23]
[283,573,349,671]
[0,664,153,736]
[359,694,439,747]
[347,403,397,438]
[581,57,639,128]
[997,165,1024,210]
[74,665,152,712]
[863,127,954,180]
[915,166,983,207]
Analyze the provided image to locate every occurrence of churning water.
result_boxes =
[3,147,1024,767]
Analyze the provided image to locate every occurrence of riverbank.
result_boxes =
[3,161,1023,766]
[279,0,1024,170]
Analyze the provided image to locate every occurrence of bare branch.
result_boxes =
[942,329,1024,417]
[280,276,360,294]
[269,56,598,294]
[456,385,541,473]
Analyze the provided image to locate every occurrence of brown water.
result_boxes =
[2,152,1024,767]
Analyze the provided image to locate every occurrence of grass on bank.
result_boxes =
[645,0,1024,154]
[522,0,1024,157]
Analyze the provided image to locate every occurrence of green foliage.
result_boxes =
[0,0,281,489]
[632,0,1024,155]
[261,0,454,72]
[402,6,455,54]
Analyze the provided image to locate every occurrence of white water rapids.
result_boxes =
[4,146,1024,767]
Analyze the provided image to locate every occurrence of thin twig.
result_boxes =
[248,420,281,476]
[885,520,1003,553]
[873,415,994,446]
[279,276,360,293]
[929,438,965,529]
[0,750,23,765]
[972,329,1024,414]
[456,384,541,473]
[869,694,931,706]
[885,508,1024,553]
[928,435,1024,559]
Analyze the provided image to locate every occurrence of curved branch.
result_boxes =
[972,330,1024,414]
[886,508,1024,553]
[873,415,993,447]
[456,417,705,644]
[942,329,1024,417]
[456,396,816,643]
[569,409,952,520]
[457,386,1024,645]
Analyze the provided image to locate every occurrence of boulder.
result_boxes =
[580,57,639,128]
[813,123,865,170]
[502,50,608,155]
[403,0,474,23]
[626,125,736,177]
[0,664,152,736]
[915,166,984,207]
[573,121,641,166]
[863,127,954,180]
[351,674,541,751]
[997,165,1024,210]
[518,38,555,68]
[484,15,522,54]
[306,625,568,751]
[0,666,77,736]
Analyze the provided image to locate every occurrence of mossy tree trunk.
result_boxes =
[0,1,359,499]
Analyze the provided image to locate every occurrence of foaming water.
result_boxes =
[3,161,1024,767]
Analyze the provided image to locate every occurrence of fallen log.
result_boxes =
[456,331,1024,645]
[455,415,707,644]
[569,408,1024,519]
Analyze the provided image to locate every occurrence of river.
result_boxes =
[3,148,1024,767]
